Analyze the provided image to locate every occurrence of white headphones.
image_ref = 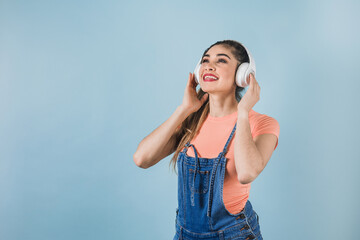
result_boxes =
[193,41,256,88]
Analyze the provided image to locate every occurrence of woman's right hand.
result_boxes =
[180,72,209,114]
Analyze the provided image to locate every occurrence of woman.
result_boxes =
[133,40,280,240]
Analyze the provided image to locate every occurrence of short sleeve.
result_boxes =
[251,114,280,150]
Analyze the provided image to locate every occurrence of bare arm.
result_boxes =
[234,110,278,184]
[235,73,278,184]
[133,105,191,169]
[133,72,208,169]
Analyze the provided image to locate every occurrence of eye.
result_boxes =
[201,58,227,63]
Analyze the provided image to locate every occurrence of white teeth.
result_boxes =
[204,76,218,80]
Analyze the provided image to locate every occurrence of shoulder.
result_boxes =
[249,109,280,138]
[249,109,279,125]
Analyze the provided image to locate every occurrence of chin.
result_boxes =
[200,87,212,94]
[201,85,222,94]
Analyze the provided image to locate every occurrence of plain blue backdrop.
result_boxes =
[1,0,359,239]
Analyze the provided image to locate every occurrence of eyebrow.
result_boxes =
[203,53,231,60]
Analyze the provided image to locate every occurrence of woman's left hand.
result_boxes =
[237,73,260,113]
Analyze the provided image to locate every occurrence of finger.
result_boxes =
[190,73,197,88]
[200,93,208,104]
[188,73,196,88]
[251,74,257,89]
[187,72,191,87]
[254,75,259,86]
[251,73,256,83]
[254,78,260,92]
[249,74,254,90]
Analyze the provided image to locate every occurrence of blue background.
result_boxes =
[1,0,359,239]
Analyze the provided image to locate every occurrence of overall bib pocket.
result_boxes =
[188,168,210,194]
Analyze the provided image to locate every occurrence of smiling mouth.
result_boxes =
[203,75,219,81]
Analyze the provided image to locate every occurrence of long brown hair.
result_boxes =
[169,40,250,174]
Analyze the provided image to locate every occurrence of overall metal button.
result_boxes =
[240,224,250,231]
[236,213,246,220]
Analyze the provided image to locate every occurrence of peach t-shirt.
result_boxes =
[185,109,280,214]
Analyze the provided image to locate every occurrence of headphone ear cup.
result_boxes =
[194,58,202,84]
[236,63,249,87]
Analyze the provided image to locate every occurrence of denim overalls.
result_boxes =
[174,123,263,240]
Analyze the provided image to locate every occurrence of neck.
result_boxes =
[208,94,238,117]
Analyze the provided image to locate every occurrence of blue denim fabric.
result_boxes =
[173,123,263,240]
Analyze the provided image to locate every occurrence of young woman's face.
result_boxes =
[199,44,238,94]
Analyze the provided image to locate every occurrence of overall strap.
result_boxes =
[221,122,237,156]
[207,122,237,217]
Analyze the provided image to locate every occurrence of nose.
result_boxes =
[204,62,215,71]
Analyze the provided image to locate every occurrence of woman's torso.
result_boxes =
[183,109,280,215]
